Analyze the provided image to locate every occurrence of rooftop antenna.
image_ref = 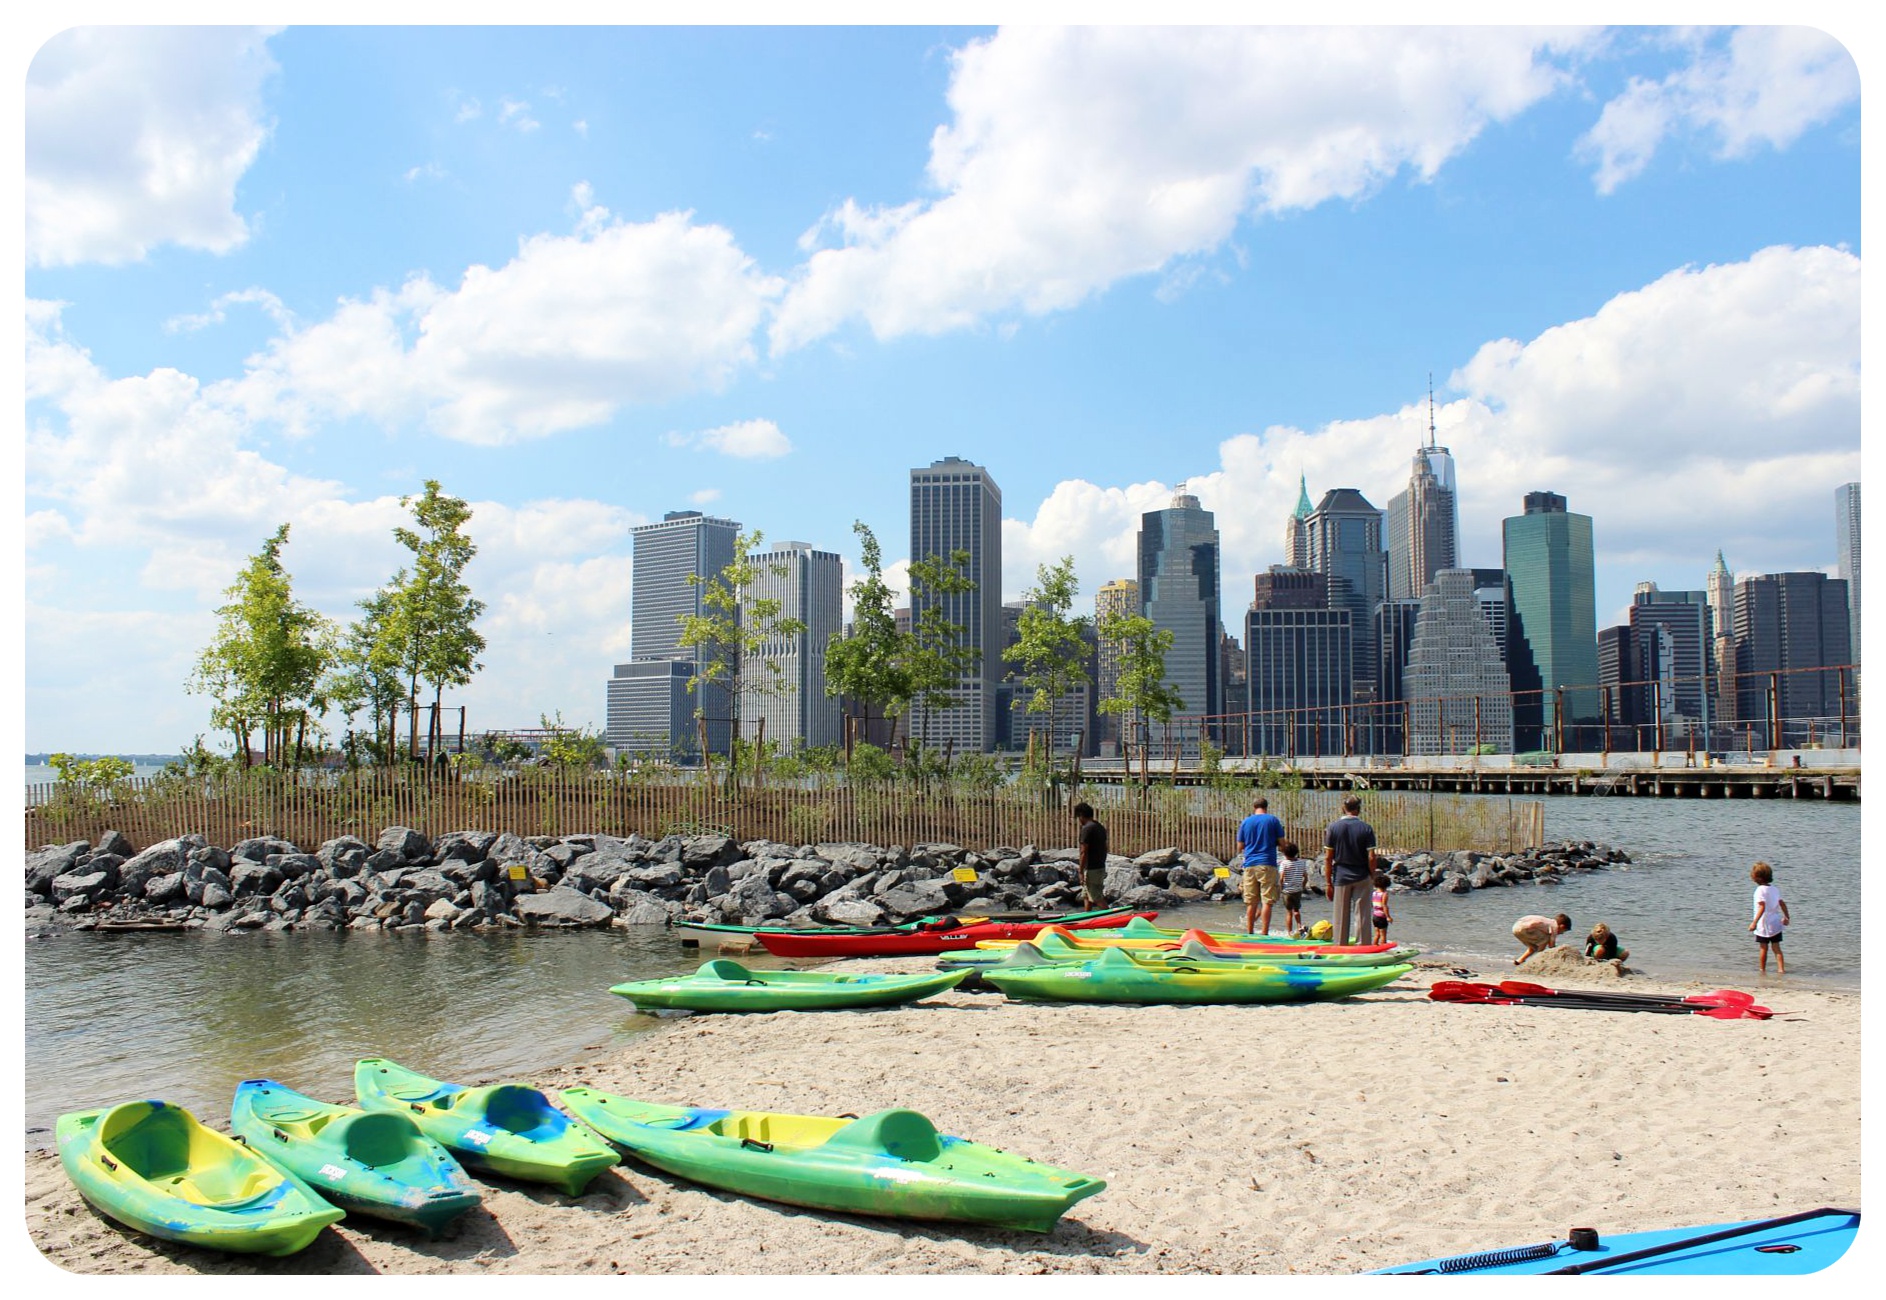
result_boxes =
[1427,373,1436,449]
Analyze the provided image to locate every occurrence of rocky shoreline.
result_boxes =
[24,828,1632,936]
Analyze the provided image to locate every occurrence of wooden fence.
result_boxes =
[24,772,1545,859]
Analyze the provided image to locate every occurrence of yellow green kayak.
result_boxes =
[353,1058,619,1196]
[560,1087,1105,1232]
[946,930,1417,968]
[611,959,969,1013]
[982,945,1413,1004]
[57,1100,343,1256]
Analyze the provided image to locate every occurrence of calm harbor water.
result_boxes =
[22,794,1857,1145]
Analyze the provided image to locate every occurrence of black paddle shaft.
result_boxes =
[1543,1207,1859,1275]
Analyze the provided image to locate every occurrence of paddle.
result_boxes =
[1430,985,1773,1019]
[1500,980,1756,1009]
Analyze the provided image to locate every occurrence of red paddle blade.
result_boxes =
[1683,989,1757,1008]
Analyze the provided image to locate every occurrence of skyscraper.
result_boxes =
[1137,485,1222,722]
[1283,473,1313,570]
[1628,586,1712,737]
[1502,491,1600,747]
[1385,399,1459,601]
[1093,577,1139,749]
[1706,550,1737,724]
[1374,597,1424,753]
[1836,482,1860,664]
[1302,487,1387,700]
[609,509,741,757]
[1733,572,1853,744]
[738,541,844,753]
[1246,567,1351,756]
[1405,569,1514,755]
[909,456,1003,753]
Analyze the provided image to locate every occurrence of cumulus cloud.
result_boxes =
[665,418,793,459]
[223,191,783,445]
[1003,245,1859,620]
[24,301,650,749]
[1578,26,1858,194]
[772,26,1592,351]
[164,287,294,334]
[26,26,278,266]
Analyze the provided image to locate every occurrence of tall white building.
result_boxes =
[1836,482,1860,663]
[908,456,1003,753]
[1138,485,1222,721]
[739,541,844,753]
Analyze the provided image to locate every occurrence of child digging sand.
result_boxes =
[1749,861,1791,974]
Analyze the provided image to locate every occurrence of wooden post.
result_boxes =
[1768,673,1781,751]
[1554,687,1565,755]
[1839,669,1848,748]
[754,716,766,791]
[1653,680,1665,757]
[458,706,466,756]
[1474,695,1482,756]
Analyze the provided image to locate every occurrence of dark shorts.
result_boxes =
[1373,917,1390,932]
[1756,933,1783,946]
[1283,892,1303,912]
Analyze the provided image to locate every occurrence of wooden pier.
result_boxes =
[1075,764,1859,801]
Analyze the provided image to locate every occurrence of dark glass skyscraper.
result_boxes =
[610,509,741,757]
[1302,488,1386,701]
[1502,491,1599,745]
[1733,571,1852,743]
[1137,486,1221,720]
[1246,567,1351,756]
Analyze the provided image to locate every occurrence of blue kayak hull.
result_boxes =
[1371,1209,1859,1274]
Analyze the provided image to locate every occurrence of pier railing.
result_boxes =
[23,769,1543,859]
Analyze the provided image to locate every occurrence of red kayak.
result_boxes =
[753,911,1160,957]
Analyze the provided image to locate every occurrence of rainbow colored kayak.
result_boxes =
[680,904,1139,943]
[57,1100,343,1256]
[611,960,968,1012]
[750,912,1158,958]
[981,946,1412,1004]
[354,1058,619,1196]
[942,931,1417,969]
[1371,1208,1859,1274]
[974,923,1410,960]
[560,1087,1105,1232]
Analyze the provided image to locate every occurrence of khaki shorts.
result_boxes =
[1241,864,1281,905]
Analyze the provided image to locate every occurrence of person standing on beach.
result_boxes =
[1074,802,1109,910]
[1512,913,1571,965]
[1322,795,1378,946]
[1278,840,1309,936]
[1749,862,1790,974]
[1236,795,1286,934]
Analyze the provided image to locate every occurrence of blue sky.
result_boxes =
[20,23,1864,752]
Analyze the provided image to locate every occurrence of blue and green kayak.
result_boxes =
[353,1058,619,1196]
[57,1100,343,1256]
[981,945,1412,1004]
[230,1079,481,1233]
[611,959,969,1012]
[560,1087,1105,1233]
[1371,1208,1859,1274]
[941,931,1417,970]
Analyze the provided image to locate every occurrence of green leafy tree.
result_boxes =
[329,584,409,766]
[538,711,608,768]
[824,522,913,752]
[1097,608,1186,790]
[905,546,980,759]
[187,524,337,767]
[1002,556,1092,769]
[390,481,486,763]
[677,529,809,788]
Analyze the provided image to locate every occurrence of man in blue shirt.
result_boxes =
[1236,795,1286,934]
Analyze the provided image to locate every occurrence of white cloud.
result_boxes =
[498,97,540,132]
[1004,245,1859,621]
[223,193,783,445]
[403,161,447,183]
[690,488,722,505]
[164,287,294,335]
[772,26,1591,351]
[666,418,793,460]
[26,26,278,266]
[1578,26,1858,194]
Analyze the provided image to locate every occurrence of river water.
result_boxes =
[22,794,1858,1145]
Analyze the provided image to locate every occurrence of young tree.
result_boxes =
[389,481,486,763]
[187,524,336,767]
[676,529,808,787]
[904,547,980,756]
[824,522,913,752]
[1097,609,1186,789]
[1003,556,1092,768]
[329,584,409,766]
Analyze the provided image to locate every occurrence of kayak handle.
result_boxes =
[100,1154,118,1171]
[272,1128,290,1143]
[741,1138,775,1153]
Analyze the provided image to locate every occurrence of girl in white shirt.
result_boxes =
[1748,861,1791,975]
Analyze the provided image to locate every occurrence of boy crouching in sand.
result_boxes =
[1512,912,1570,965]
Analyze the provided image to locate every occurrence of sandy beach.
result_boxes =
[23,951,1860,1276]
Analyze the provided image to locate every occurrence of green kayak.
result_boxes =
[942,932,1418,970]
[353,1058,619,1196]
[560,1087,1105,1233]
[982,945,1414,1004]
[610,959,969,1013]
[57,1100,343,1256]
[231,1079,481,1233]
[1113,915,1331,944]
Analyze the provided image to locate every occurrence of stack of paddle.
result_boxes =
[1429,979,1774,1020]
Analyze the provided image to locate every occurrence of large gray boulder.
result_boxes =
[230,861,285,897]
[51,870,113,905]
[815,897,887,927]
[513,886,614,927]
[681,834,740,869]
[231,836,297,863]
[316,836,371,876]
[1104,864,1142,897]
[435,830,498,863]
[377,826,430,861]
[95,829,134,858]
[1132,847,1182,869]
[877,879,958,919]
[26,842,89,896]
[487,831,533,866]
[117,840,185,890]
[268,852,320,879]
[144,872,186,903]
[716,874,792,923]
[812,843,884,873]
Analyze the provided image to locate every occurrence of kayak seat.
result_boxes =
[824,1109,942,1162]
[335,1111,418,1168]
[167,1162,283,1208]
[651,1107,731,1132]
[699,959,758,982]
[479,1085,567,1141]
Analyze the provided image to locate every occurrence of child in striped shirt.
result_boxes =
[1278,840,1309,936]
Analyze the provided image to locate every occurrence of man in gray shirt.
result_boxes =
[1323,795,1379,947]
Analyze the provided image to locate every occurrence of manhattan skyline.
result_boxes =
[21,24,1863,752]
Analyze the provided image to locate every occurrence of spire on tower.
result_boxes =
[1292,473,1313,520]
[1427,373,1436,449]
